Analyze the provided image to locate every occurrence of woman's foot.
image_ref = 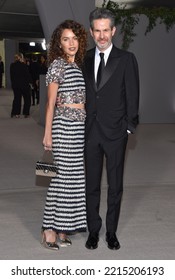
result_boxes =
[58,233,72,247]
[41,229,59,250]
[11,114,20,118]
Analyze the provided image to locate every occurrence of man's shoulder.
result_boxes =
[85,48,95,57]
[10,61,17,68]
[112,45,133,56]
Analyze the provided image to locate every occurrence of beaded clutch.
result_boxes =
[35,151,57,177]
[36,161,57,177]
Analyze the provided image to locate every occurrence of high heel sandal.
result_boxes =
[58,233,72,247]
[41,230,59,250]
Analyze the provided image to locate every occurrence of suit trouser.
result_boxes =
[85,122,128,234]
[0,73,2,88]
[11,86,31,115]
[31,81,39,105]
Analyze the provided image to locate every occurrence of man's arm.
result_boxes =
[125,53,140,133]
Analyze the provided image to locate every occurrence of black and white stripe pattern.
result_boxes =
[59,66,85,91]
[42,116,87,233]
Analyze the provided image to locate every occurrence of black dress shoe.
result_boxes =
[106,232,120,250]
[85,233,99,250]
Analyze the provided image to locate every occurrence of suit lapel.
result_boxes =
[97,46,120,91]
[85,46,121,92]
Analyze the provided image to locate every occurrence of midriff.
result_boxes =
[59,103,85,109]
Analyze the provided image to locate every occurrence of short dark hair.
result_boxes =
[89,8,116,29]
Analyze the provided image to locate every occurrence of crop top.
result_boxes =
[46,58,86,121]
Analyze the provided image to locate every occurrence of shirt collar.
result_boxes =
[95,43,113,60]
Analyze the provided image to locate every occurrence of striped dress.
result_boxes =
[42,58,86,233]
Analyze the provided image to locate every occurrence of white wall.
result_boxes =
[4,39,18,89]
[35,1,175,123]
[124,15,175,123]
[35,0,95,43]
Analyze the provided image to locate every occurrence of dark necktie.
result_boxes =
[96,52,105,88]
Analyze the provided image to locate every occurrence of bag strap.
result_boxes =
[41,151,54,163]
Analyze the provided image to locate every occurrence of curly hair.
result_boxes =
[47,20,88,68]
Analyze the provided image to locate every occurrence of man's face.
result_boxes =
[90,18,116,51]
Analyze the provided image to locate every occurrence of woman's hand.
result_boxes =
[43,82,59,151]
[43,136,52,151]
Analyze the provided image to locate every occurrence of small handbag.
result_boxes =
[36,151,57,177]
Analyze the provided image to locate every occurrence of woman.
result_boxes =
[41,20,88,250]
[10,53,32,118]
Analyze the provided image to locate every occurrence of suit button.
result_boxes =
[96,95,99,99]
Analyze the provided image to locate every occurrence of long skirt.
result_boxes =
[42,116,87,233]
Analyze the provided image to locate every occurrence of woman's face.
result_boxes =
[60,29,79,61]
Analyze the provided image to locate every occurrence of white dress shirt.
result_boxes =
[94,44,113,83]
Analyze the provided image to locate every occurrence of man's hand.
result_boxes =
[56,96,61,107]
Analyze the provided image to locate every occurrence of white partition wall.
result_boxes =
[35,1,175,123]
[126,15,175,123]
[110,13,175,124]
[35,0,95,42]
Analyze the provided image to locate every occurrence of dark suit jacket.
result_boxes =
[82,45,140,140]
[0,61,4,74]
[10,61,32,88]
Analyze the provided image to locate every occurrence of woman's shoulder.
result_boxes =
[46,57,66,85]
[50,57,66,68]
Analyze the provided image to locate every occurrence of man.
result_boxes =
[0,55,4,88]
[39,54,48,75]
[29,55,40,105]
[82,8,140,250]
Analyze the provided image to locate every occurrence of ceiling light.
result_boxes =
[29,42,35,46]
